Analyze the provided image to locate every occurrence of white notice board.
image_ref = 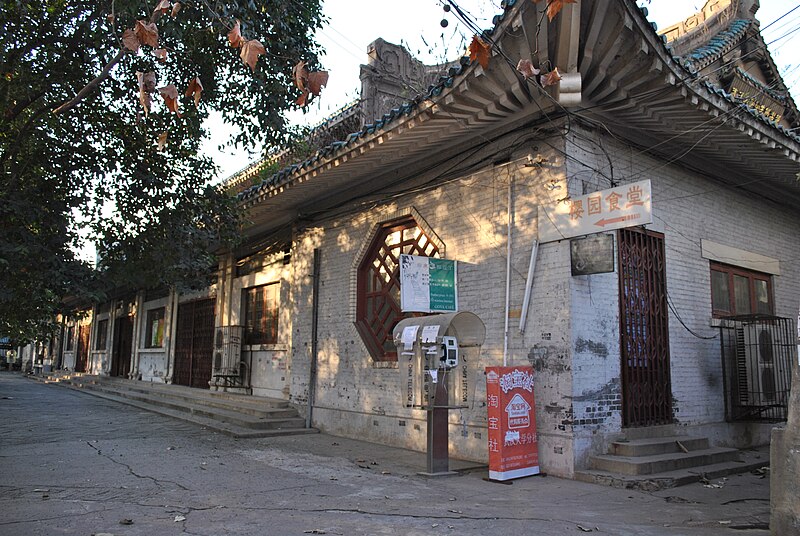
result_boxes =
[399,254,458,313]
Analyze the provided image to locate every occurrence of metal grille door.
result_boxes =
[618,228,673,427]
[173,298,215,389]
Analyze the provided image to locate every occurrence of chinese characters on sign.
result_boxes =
[486,366,540,481]
[399,254,458,313]
[538,179,653,243]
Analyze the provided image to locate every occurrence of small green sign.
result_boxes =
[428,258,456,311]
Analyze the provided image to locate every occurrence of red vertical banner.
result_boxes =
[486,366,539,480]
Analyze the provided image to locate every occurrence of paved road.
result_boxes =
[0,372,770,535]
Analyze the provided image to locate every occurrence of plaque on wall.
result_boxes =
[570,234,614,276]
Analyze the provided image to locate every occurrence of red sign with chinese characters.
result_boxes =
[486,366,539,481]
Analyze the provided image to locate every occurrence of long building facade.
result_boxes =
[49,0,800,479]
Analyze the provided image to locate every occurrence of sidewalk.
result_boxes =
[0,371,772,535]
[258,432,771,533]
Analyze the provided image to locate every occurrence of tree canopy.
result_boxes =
[0,0,325,342]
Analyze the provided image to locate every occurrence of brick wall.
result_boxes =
[566,123,800,465]
[287,135,577,475]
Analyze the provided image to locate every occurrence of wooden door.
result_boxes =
[75,325,90,373]
[173,298,215,388]
[110,316,133,378]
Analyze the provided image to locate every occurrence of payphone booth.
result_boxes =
[393,312,486,476]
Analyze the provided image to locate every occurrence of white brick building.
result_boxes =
[58,0,800,479]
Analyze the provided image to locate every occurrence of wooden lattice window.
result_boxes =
[356,217,440,361]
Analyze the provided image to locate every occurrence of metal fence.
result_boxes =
[719,315,796,422]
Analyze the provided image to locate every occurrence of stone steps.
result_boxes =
[575,436,768,490]
[38,374,317,439]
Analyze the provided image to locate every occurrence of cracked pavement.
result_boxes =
[0,373,771,535]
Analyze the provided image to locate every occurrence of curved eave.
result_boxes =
[578,1,800,208]
[238,0,553,239]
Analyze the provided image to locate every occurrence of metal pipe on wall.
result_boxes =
[503,172,513,367]
[306,248,321,429]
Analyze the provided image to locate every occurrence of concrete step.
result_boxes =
[69,381,302,430]
[608,436,709,457]
[74,376,291,417]
[576,447,769,491]
[590,446,740,475]
[45,375,317,438]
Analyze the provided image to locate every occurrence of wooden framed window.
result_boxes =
[710,262,773,317]
[144,307,166,348]
[356,216,440,361]
[95,319,108,350]
[243,283,279,345]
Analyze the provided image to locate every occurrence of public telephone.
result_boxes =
[441,336,458,369]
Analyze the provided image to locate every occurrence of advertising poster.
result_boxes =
[486,366,539,481]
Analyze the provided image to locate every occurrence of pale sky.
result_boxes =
[206,0,800,179]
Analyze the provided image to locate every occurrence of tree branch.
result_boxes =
[52,48,127,115]
[52,4,167,116]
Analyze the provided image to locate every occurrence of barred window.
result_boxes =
[145,308,165,348]
[95,319,108,350]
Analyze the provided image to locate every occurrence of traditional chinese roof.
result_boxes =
[233,0,800,247]
[660,0,799,128]
[223,99,361,193]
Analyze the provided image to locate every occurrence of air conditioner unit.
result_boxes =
[213,326,243,376]
[735,324,791,406]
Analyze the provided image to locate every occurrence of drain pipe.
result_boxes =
[503,172,513,367]
[306,248,321,429]
[519,237,539,334]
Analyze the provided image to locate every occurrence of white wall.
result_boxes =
[136,296,171,383]
[287,135,576,474]
[230,256,292,398]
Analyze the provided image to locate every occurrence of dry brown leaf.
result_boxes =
[154,48,168,63]
[296,89,309,107]
[240,39,265,71]
[533,0,577,22]
[228,20,244,48]
[468,35,491,69]
[292,60,308,91]
[540,67,562,88]
[139,92,152,115]
[107,13,115,24]
[137,71,156,115]
[158,84,180,115]
[135,20,159,48]
[185,77,203,106]
[516,59,540,79]
[122,29,140,52]
[154,0,171,14]
[307,70,328,96]
[157,131,168,151]
[171,2,182,16]
[138,71,157,93]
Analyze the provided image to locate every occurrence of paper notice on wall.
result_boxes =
[428,369,438,384]
[401,325,419,350]
[421,325,440,344]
